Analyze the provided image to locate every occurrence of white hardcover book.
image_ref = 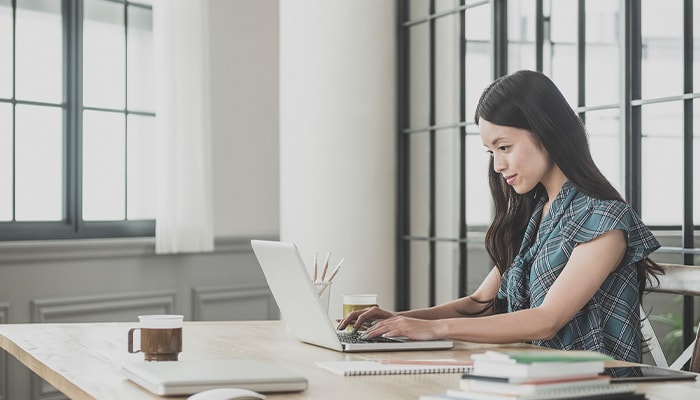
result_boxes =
[472,360,604,380]
[461,375,611,396]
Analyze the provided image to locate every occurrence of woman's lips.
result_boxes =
[504,174,517,185]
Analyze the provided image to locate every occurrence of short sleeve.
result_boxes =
[560,199,660,268]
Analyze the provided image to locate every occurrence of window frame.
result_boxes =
[0,0,155,241]
[397,0,699,345]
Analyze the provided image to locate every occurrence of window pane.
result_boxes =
[409,0,429,21]
[696,135,700,226]
[409,23,429,129]
[435,241,458,303]
[509,0,536,42]
[126,115,155,220]
[465,1,490,42]
[435,129,459,238]
[15,105,62,221]
[465,1,492,120]
[465,133,490,225]
[465,42,492,121]
[435,0,458,13]
[83,0,125,109]
[695,2,700,92]
[0,104,11,221]
[586,44,621,106]
[551,44,577,107]
[508,43,536,73]
[694,101,700,226]
[550,0,576,43]
[83,110,125,221]
[127,5,154,112]
[409,132,429,236]
[410,240,430,309]
[0,0,12,99]
[585,108,624,194]
[508,0,536,73]
[586,0,623,106]
[15,0,62,103]
[641,102,683,225]
[464,3,493,227]
[547,0,578,106]
[641,0,683,99]
[435,13,460,127]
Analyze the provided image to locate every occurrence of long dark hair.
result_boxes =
[473,70,661,303]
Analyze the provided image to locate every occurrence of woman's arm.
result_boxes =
[337,266,500,331]
[362,229,627,342]
[398,266,501,319]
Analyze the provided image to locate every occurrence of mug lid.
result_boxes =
[137,314,184,328]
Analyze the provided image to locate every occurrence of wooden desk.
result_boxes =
[0,321,698,399]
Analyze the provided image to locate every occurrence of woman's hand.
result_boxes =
[360,316,445,341]
[336,306,395,332]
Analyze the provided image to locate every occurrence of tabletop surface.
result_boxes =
[0,320,698,400]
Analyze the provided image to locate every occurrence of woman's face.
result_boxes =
[479,119,553,194]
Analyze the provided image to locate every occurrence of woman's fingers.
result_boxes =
[351,307,378,331]
[360,316,439,341]
[337,306,385,332]
[336,311,358,330]
[360,317,392,339]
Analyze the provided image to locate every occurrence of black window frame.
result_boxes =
[397,0,698,348]
[0,0,155,241]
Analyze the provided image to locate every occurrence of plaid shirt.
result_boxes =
[497,181,660,362]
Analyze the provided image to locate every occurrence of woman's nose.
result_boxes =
[493,154,505,173]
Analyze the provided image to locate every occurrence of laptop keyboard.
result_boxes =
[337,331,399,344]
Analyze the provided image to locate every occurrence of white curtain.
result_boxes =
[152,0,214,254]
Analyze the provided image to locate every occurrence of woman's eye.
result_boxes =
[499,146,509,151]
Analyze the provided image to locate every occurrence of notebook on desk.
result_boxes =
[251,239,454,352]
[122,359,308,396]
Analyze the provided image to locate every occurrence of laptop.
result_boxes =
[251,239,454,352]
[122,359,308,395]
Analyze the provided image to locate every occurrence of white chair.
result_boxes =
[641,263,700,372]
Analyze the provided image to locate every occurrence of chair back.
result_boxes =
[691,325,700,373]
[642,263,700,373]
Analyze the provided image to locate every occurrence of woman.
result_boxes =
[337,70,662,363]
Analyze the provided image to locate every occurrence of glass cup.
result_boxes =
[342,294,378,331]
[314,281,332,314]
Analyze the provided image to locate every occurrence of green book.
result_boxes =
[474,350,613,364]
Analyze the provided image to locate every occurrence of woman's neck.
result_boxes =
[541,166,568,203]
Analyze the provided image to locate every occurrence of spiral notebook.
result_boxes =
[316,359,472,376]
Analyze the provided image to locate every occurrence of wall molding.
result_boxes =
[31,291,176,323]
[192,284,277,321]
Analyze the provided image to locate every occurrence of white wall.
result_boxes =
[208,0,398,317]
[210,0,280,238]
[279,1,397,318]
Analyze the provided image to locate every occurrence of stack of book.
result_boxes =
[421,350,646,400]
